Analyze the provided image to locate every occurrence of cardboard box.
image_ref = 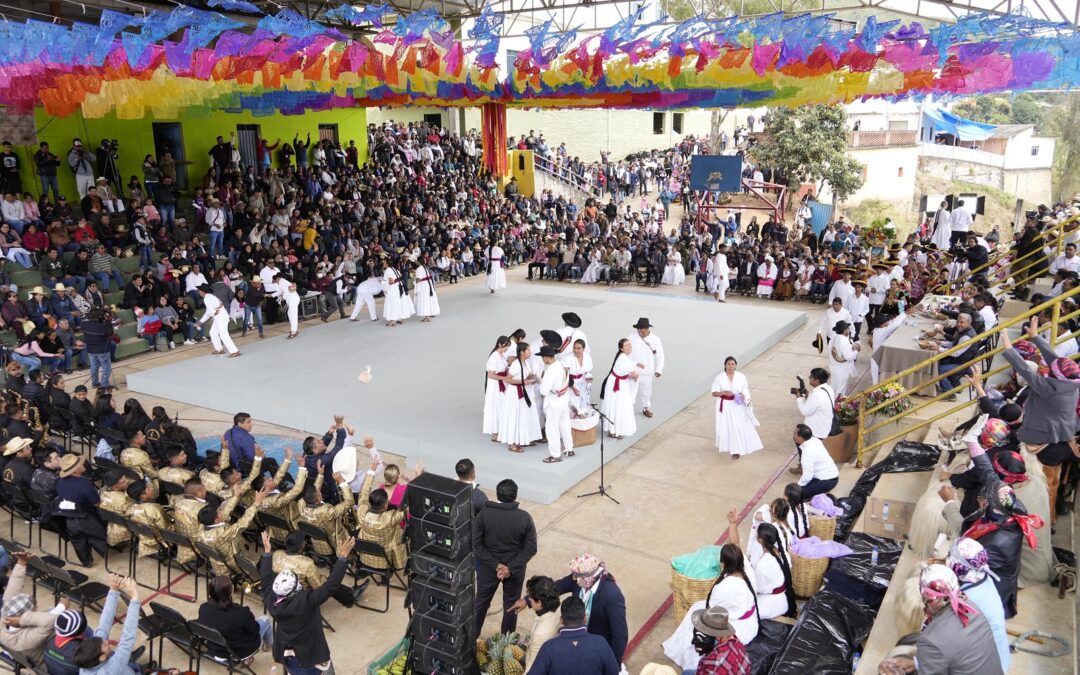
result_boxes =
[857,471,933,540]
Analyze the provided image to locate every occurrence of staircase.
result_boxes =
[532,154,603,203]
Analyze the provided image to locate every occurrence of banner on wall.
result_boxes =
[689,155,743,193]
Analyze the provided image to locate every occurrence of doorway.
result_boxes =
[152,122,188,190]
[317,124,339,145]
[423,113,443,129]
[236,124,261,172]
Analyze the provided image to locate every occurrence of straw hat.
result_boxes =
[59,454,85,477]
[29,286,46,296]
[53,283,67,292]
[2,437,31,456]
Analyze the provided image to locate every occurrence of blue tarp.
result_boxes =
[922,107,998,142]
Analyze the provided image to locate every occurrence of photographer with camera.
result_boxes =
[791,367,835,474]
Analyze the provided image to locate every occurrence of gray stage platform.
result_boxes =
[128,284,806,503]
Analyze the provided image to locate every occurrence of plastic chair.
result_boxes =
[97,508,134,576]
[351,539,404,613]
[148,601,198,672]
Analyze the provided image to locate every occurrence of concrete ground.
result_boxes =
[7,261,1076,675]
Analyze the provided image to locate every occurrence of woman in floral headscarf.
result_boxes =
[553,554,629,665]
[947,538,1010,671]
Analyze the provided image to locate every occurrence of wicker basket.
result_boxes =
[572,426,596,447]
[671,568,717,619]
[808,515,837,542]
[791,552,829,598]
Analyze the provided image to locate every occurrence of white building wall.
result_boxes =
[1002,134,1055,170]
[819,145,919,206]
[845,99,922,131]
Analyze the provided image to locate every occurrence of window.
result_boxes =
[506,49,519,74]
[861,166,868,180]
[898,167,904,177]
[672,112,684,134]
[317,124,339,144]
[423,113,443,129]
[653,112,665,135]
[1031,146,1039,156]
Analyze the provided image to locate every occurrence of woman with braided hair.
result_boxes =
[662,543,759,670]
[752,523,796,619]
[499,342,541,453]
[784,483,810,539]
[747,497,794,562]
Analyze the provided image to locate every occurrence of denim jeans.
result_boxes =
[94,270,124,292]
[283,657,333,675]
[938,357,971,393]
[10,353,39,371]
[209,230,224,257]
[159,204,175,228]
[88,351,112,387]
[256,616,273,648]
[63,346,84,371]
[801,476,839,500]
[3,218,27,235]
[139,244,154,269]
[40,175,60,201]
[243,305,263,336]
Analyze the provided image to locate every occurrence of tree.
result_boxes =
[1047,93,1080,202]
[749,105,864,209]
[952,94,1044,130]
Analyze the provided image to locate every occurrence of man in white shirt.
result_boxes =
[972,292,998,332]
[794,424,839,498]
[1049,243,1080,276]
[950,199,973,247]
[628,317,664,418]
[1,193,28,234]
[819,297,852,342]
[538,346,573,462]
[349,276,384,322]
[205,199,227,259]
[794,367,835,440]
[867,264,890,326]
[195,284,240,357]
[846,279,870,341]
[827,268,855,306]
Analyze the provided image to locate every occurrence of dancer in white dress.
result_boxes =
[756,255,778,298]
[728,508,795,620]
[561,340,593,414]
[195,284,240,357]
[556,312,590,355]
[579,248,603,285]
[663,543,760,670]
[282,279,301,339]
[381,262,414,326]
[661,247,686,285]
[500,342,542,452]
[412,261,441,322]
[483,336,511,441]
[710,357,763,459]
[746,498,795,564]
[486,242,507,294]
[710,246,729,302]
[349,276,384,322]
[600,339,639,439]
[829,319,859,395]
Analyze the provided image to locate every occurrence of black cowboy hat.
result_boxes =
[812,334,824,353]
[539,346,558,358]
[632,317,653,329]
[196,283,213,293]
[833,320,851,334]
[562,312,582,328]
[540,329,561,347]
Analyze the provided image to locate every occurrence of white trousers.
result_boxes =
[636,374,654,410]
[287,301,299,333]
[717,277,728,300]
[349,291,378,320]
[544,401,573,458]
[210,315,238,354]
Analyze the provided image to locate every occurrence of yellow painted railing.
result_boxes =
[851,283,1080,466]
[930,214,1080,296]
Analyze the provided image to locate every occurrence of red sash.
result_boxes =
[496,369,509,393]
[612,373,629,392]
[559,336,572,352]
[738,607,755,620]
[515,383,526,399]
[569,373,584,382]
[759,278,775,287]
[718,393,735,413]
[768,584,786,595]
[963,513,1044,550]
[416,276,432,282]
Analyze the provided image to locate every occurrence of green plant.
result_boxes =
[865,382,913,418]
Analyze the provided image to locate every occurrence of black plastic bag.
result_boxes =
[747,619,792,675]
[835,441,941,540]
[768,591,873,675]
[823,533,905,612]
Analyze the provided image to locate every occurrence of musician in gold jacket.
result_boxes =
[197,486,270,575]
[119,430,159,499]
[271,530,368,607]
[157,446,196,504]
[126,480,173,558]
[355,458,410,570]
[254,447,307,541]
[299,470,355,555]
[98,469,134,547]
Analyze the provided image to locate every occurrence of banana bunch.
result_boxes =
[373,650,409,675]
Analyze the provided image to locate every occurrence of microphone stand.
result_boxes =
[578,403,619,504]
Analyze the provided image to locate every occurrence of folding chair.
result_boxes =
[159,480,185,501]
[0,483,34,548]
[194,541,243,591]
[125,518,167,591]
[97,509,134,576]
[231,555,264,611]
[24,489,69,561]
[0,644,39,673]
[43,563,109,613]
[148,602,199,672]
[157,528,200,603]
[188,621,258,675]
[255,512,291,549]
[350,540,406,613]
[297,522,337,568]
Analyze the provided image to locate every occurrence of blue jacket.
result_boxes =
[80,592,141,675]
[553,574,628,663]
[223,425,256,470]
[527,626,619,675]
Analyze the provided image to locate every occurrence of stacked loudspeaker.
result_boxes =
[406,472,479,674]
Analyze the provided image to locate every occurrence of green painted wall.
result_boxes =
[22,107,367,198]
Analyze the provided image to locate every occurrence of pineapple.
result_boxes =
[509,644,525,662]
[476,638,490,669]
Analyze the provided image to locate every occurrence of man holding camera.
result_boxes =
[791,367,835,474]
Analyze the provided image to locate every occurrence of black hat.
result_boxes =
[197,283,213,293]
[562,312,582,328]
[284,531,308,554]
[833,320,851,334]
[73,384,87,393]
[539,346,558,358]
[540,329,561,347]
[632,317,653,329]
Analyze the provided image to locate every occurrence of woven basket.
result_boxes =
[808,515,837,542]
[791,552,829,598]
[572,426,596,447]
[671,568,717,619]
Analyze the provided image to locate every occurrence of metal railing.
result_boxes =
[533,153,604,199]
[932,213,1079,295]
[852,282,1080,466]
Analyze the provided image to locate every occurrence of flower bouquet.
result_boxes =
[834,395,861,426]
[864,382,913,418]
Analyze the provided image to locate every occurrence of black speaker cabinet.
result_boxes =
[407,472,473,527]
[409,516,472,562]
[409,610,475,656]
[410,639,480,675]
[410,576,474,625]
[411,550,475,587]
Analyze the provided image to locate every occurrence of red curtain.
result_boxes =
[480,102,508,176]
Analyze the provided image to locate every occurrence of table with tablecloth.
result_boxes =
[871,316,939,393]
